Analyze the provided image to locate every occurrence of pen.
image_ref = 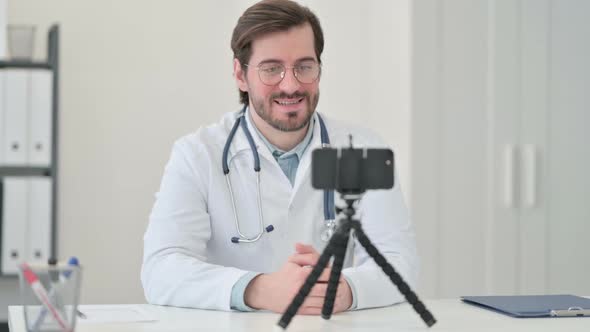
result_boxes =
[62,257,87,319]
[20,263,72,332]
[32,257,84,330]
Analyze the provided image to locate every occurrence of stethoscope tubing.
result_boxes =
[224,106,334,243]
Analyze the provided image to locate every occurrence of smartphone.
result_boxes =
[311,147,394,193]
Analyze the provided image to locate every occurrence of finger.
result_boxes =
[309,283,328,297]
[294,243,317,254]
[333,283,353,313]
[298,265,337,283]
[309,280,345,301]
[317,267,346,283]
[333,299,350,314]
[288,253,320,266]
[301,296,324,308]
[332,303,345,314]
[297,306,322,315]
[317,267,334,282]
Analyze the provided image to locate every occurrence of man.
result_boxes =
[142,0,418,314]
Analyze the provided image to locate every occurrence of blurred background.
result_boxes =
[0,0,588,326]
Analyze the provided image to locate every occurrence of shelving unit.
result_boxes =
[0,24,59,275]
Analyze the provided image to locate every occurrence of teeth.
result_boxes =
[276,99,301,105]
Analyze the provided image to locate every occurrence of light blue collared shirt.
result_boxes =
[250,112,315,186]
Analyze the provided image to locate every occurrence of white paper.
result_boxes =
[76,305,157,324]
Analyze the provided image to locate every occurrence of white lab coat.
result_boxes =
[141,110,418,311]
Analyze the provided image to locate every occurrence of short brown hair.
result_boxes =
[231,0,324,105]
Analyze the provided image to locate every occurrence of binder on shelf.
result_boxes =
[26,177,52,263]
[462,294,590,318]
[0,72,4,163]
[1,177,28,275]
[3,69,29,165]
[29,71,52,167]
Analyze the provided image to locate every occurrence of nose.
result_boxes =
[278,67,301,95]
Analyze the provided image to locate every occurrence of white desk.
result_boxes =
[8,299,590,332]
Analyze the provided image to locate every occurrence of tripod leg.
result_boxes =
[321,224,350,320]
[350,219,437,327]
[278,236,336,329]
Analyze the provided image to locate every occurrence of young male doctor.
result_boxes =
[142,0,418,315]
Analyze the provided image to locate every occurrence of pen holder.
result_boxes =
[18,263,82,332]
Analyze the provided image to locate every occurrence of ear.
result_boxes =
[233,58,249,92]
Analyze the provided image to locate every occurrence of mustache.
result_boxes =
[270,91,309,99]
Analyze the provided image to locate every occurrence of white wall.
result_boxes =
[6,0,411,305]
[0,0,5,56]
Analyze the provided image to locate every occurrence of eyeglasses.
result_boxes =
[244,61,321,86]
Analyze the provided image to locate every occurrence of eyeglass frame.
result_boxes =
[242,60,322,86]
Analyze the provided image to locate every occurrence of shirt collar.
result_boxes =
[247,107,315,161]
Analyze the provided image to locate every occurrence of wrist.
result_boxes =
[244,273,267,310]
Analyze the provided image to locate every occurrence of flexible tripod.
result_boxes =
[278,194,436,329]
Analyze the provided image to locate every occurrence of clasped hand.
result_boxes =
[244,243,353,315]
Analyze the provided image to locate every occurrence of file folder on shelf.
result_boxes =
[462,294,590,318]
[27,177,52,264]
[0,72,4,163]
[0,177,52,275]
[29,71,53,167]
[1,178,28,275]
[3,70,29,165]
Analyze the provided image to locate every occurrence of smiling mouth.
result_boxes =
[274,97,305,106]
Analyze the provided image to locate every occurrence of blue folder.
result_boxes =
[461,294,590,318]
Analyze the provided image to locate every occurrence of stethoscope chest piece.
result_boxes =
[321,219,336,242]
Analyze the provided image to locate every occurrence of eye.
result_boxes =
[260,64,283,74]
[297,62,316,73]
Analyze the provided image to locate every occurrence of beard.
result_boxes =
[251,90,320,132]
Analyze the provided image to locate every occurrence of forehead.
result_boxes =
[249,23,316,64]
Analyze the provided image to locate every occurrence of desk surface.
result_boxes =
[8,299,590,332]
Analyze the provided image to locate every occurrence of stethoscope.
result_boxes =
[222,105,336,244]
